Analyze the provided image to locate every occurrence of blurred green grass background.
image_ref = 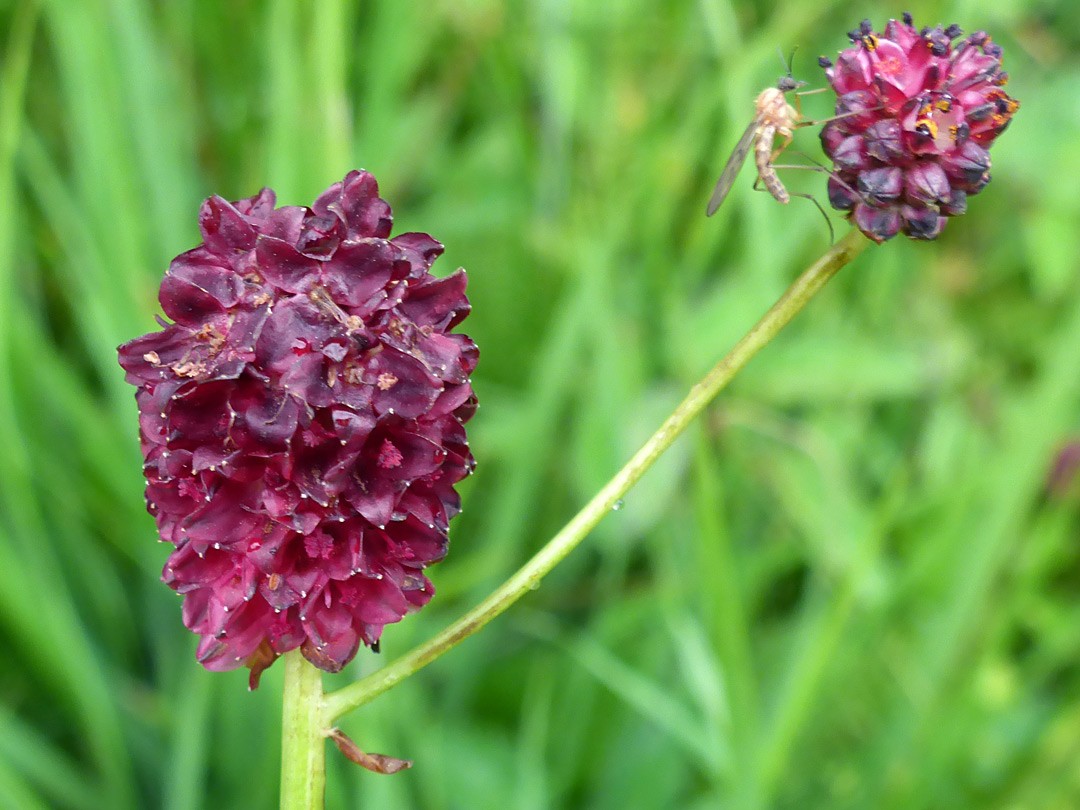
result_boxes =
[2,0,1080,807]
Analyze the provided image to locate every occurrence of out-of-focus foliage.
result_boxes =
[1,1,1078,808]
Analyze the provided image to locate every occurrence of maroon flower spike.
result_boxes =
[118,171,478,686]
[818,15,1019,243]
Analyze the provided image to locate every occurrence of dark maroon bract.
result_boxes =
[118,171,477,686]
[819,15,1019,242]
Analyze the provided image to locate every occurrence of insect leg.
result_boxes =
[789,192,835,244]
[751,177,835,244]
[771,152,871,207]
[770,164,868,206]
[791,86,828,121]
[793,103,889,129]
[769,131,793,164]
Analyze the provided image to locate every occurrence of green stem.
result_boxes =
[324,228,869,723]
[280,650,327,810]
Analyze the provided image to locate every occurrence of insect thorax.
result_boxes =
[755,87,797,134]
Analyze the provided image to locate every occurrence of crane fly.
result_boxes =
[705,58,879,242]
[706,74,810,216]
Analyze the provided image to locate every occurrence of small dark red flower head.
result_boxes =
[118,171,478,685]
[818,15,1019,243]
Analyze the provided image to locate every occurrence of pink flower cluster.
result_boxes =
[819,16,1019,242]
[118,172,477,685]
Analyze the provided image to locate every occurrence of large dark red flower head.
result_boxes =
[118,171,478,685]
[819,15,1019,243]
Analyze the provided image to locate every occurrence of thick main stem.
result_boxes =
[324,229,869,723]
[280,650,327,810]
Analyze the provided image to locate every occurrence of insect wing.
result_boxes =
[706,120,758,216]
